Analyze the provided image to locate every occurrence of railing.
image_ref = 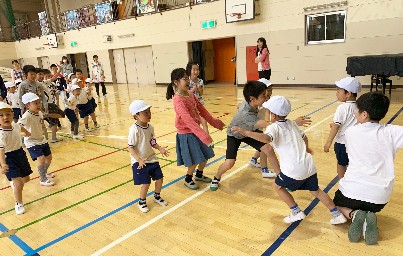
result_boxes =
[0,0,217,42]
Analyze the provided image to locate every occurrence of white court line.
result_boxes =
[91,114,334,255]
[91,163,249,256]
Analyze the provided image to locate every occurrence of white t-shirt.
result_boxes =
[18,111,47,148]
[6,92,20,109]
[264,120,317,180]
[0,122,22,152]
[78,87,89,104]
[128,123,158,165]
[333,101,357,144]
[66,95,79,110]
[339,122,403,204]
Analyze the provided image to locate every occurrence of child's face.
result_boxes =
[72,89,81,96]
[26,99,42,113]
[7,86,16,93]
[190,65,199,79]
[266,87,273,100]
[265,109,279,122]
[0,109,14,127]
[135,108,151,124]
[51,67,57,73]
[175,75,190,93]
[36,72,44,82]
[44,73,51,80]
[26,71,37,82]
[76,72,83,79]
[336,88,350,102]
[250,91,267,108]
[93,57,98,62]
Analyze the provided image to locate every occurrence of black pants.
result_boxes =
[94,82,107,96]
[258,69,271,80]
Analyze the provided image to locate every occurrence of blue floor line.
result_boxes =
[0,223,38,255]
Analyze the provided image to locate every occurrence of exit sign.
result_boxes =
[201,20,216,29]
[70,41,78,47]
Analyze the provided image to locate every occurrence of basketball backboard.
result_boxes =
[225,0,255,23]
[46,33,58,48]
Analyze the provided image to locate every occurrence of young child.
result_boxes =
[128,100,169,213]
[333,92,403,245]
[186,61,208,134]
[166,68,225,190]
[75,69,86,88]
[64,85,83,139]
[76,79,99,132]
[324,77,361,179]
[5,81,21,123]
[232,96,347,225]
[85,78,97,111]
[0,102,32,214]
[18,93,55,186]
[210,81,279,191]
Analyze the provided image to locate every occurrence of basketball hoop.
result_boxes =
[228,13,243,19]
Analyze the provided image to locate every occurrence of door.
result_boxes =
[123,48,139,84]
[113,49,127,84]
[133,46,155,85]
[246,46,259,81]
[74,53,89,77]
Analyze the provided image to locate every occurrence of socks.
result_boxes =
[43,163,50,174]
[349,210,357,220]
[139,198,146,205]
[213,176,220,182]
[261,167,269,173]
[38,165,47,182]
[94,122,98,126]
[85,124,89,129]
[195,170,203,178]
[185,174,193,182]
[154,192,161,200]
[290,205,301,215]
[330,207,342,218]
[251,157,258,163]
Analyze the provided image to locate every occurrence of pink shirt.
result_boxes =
[173,91,225,145]
[258,48,271,70]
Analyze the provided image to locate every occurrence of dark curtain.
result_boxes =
[191,41,205,82]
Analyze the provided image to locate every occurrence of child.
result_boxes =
[166,68,225,190]
[324,77,361,179]
[5,81,21,123]
[76,79,99,132]
[210,81,279,191]
[0,102,32,214]
[64,85,83,139]
[18,93,55,186]
[14,79,22,88]
[333,92,403,245]
[85,78,97,111]
[232,96,347,225]
[128,100,169,213]
[186,61,208,134]
[75,69,86,88]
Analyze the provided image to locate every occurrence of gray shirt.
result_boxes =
[227,101,259,139]
[18,80,48,111]
[61,63,74,75]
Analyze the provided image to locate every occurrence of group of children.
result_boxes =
[127,62,402,246]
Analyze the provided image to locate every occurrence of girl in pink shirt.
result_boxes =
[255,37,271,80]
[166,68,225,190]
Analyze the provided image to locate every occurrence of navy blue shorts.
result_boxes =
[64,108,78,123]
[275,172,319,191]
[333,190,386,213]
[132,162,163,185]
[89,98,97,110]
[5,148,33,181]
[12,108,21,120]
[77,102,94,118]
[27,143,52,161]
[334,142,349,166]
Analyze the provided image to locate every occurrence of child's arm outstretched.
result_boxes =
[304,135,313,154]
[20,126,31,137]
[128,146,147,169]
[231,126,272,144]
[324,123,340,152]
[152,143,169,157]
[294,116,312,127]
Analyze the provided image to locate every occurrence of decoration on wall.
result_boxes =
[78,7,91,27]
[38,11,50,36]
[65,10,79,31]
[136,0,158,15]
[95,2,113,24]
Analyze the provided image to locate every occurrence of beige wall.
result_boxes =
[3,0,403,85]
[0,42,18,68]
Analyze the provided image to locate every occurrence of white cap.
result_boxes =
[258,78,272,87]
[71,84,81,91]
[14,79,22,84]
[262,95,291,116]
[129,100,151,115]
[85,78,91,83]
[5,81,15,88]
[335,77,362,93]
[0,102,12,110]
[22,92,40,104]
[71,78,78,85]
[67,73,74,79]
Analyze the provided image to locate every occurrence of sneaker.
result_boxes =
[153,197,168,206]
[40,180,55,186]
[194,175,212,183]
[348,210,366,242]
[184,180,199,190]
[249,159,261,168]
[94,123,100,129]
[210,179,220,191]
[283,211,306,223]
[73,134,84,139]
[364,212,378,245]
[330,214,348,225]
[46,173,56,178]
[15,202,25,215]
[262,169,277,178]
[138,203,149,213]
[50,138,63,143]
[85,127,92,132]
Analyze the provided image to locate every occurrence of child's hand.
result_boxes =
[231,126,246,136]
[295,116,312,127]
[323,142,331,153]
[137,157,147,169]
[159,146,169,157]
[1,164,8,174]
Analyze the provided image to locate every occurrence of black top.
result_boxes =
[346,54,403,77]
[0,75,7,99]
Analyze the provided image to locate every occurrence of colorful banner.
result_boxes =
[78,7,91,27]
[65,10,79,31]
[136,0,158,15]
[38,11,50,36]
[95,2,113,24]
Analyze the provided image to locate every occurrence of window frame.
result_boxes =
[305,10,347,45]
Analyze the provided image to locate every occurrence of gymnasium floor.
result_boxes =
[0,84,402,256]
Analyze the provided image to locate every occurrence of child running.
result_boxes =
[166,68,225,190]
[5,81,21,123]
[64,85,83,139]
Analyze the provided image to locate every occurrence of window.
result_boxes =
[306,10,346,44]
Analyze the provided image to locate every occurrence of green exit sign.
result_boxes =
[70,41,77,47]
[201,20,216,29]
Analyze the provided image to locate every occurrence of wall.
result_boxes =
[0,42,18,68]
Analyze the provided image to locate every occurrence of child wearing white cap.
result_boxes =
[128,100,169,213]
[324,77,361,179]
[76,78,99,132]
[232,96,347,225]
[0,102,32,214]
[18,92,55,187]
[64,85,83,139]
[5,81,21,123]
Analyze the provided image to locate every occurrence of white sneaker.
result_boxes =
[330,214,348,225]
[85,127,92,132]
[40,180,55,186]
[15,202,25,215]
[262,169,277,178]
[153,197,168,206]
[249,159,261,168]
[138,203,149,213]
[50,138,63,143]
[73,134,84,139]
[283,211,306,223]
[46,173,55,178]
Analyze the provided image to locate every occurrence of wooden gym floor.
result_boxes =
[0,84,402,256]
